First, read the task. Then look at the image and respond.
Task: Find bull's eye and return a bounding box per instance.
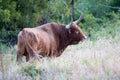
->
[75,31,79,34]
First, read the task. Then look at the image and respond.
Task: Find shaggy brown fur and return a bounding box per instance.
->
[17,22,86,62]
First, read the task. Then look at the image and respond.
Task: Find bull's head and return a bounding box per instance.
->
[66,12,87,44]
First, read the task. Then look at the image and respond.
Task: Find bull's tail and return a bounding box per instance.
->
[22,29,41,61]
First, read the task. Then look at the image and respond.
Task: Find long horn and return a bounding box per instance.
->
[65,23,72,29]
[74,12,83,24]
[66,14,74,29]
[66,16,73,29]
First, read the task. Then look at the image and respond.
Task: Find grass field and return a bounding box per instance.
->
[0,34,120,80]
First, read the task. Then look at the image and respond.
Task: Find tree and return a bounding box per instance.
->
[71,0,74,21]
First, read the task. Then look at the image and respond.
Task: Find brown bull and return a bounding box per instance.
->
[17,13,87,62]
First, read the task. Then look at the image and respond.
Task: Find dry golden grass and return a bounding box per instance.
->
[0,35,120,80]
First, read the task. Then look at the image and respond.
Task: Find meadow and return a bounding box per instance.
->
[0,0,120,80]
[0,29,120,80]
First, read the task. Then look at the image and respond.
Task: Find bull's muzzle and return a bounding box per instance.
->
[81,36,87,42]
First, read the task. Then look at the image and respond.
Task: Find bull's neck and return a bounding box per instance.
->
[57,26,71,52]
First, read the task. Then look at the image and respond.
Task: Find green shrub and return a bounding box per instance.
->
[79,11,120,41]
[21,62,42,79]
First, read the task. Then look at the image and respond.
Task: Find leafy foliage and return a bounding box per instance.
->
[0,0,120,44]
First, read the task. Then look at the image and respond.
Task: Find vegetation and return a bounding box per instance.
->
[0,0,120,80]
[0,0,120,44]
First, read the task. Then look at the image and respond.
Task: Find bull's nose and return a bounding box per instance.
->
[81,36,87,41]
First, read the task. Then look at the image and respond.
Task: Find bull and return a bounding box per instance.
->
[17,13,86,62]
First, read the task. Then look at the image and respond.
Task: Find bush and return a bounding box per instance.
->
[0,29,19,45]
[21,62,42,79]
[79,11,120,40]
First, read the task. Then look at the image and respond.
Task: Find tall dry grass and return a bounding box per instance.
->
[0,34,120,80]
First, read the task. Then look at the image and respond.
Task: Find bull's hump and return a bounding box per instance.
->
[44,22,64,27]
[36,22,56,27]
[51,22,65,27]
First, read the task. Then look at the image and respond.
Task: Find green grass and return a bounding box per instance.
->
[0,35,120,80]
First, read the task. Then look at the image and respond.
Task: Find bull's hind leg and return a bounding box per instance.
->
[17,50,24,62]
[17,47,25,62]
[25,44,40,62]
[25,47,38,62]
[25,50,30,62]
[16,31,25,62]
